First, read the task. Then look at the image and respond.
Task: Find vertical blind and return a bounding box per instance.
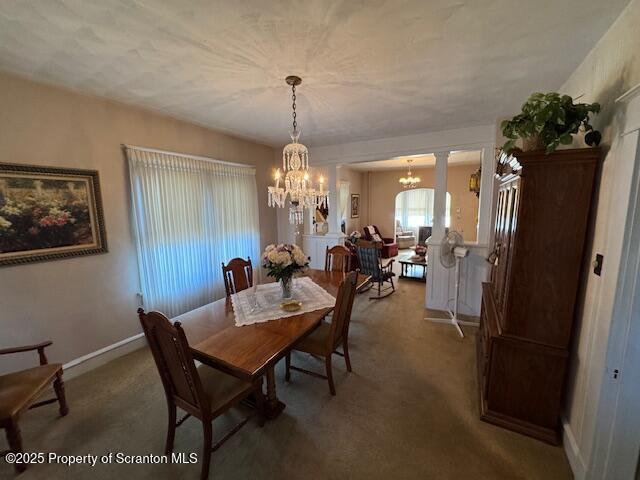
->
[126,146,260,318]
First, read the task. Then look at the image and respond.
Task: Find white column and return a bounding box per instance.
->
[325,164,342,234]
[432,151,450,240]
[426,150,450,310]
[476,145,496,246]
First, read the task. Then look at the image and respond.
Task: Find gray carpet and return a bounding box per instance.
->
[1,279,572,479]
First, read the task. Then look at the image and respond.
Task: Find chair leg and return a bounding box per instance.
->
[390,276,396,292]
[53,372,69,416]
[165,404,177,455]
[5,421,26,473]
[343,341,352,373]
[201,421,213,480]
[285,352,291,382]
[325,355,336,396]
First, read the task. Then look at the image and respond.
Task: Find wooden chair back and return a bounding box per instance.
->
[324,245,352,272]
[327,271,359,350]
[138,309,209,418]
[222,257,253,296]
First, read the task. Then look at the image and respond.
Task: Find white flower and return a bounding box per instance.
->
[276,251,292,266]
[267,250,279,263]
[293,249,307,266]
[0,205,20,216]
[0,216,12,229]
[262,243,307,269]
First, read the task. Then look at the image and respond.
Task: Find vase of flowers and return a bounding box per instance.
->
[262,244,309,299]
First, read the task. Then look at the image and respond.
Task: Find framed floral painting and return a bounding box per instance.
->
[0,163,108,267]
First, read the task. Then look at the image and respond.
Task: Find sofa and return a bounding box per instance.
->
[395,220,416,249]
[362,225,399,258]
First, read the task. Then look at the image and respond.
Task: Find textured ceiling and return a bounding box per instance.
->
[349,150,480,171]
[0,0,630,147]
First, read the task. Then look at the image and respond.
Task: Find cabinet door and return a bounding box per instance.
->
[491,187,508,290]
[493,179,520,313]
[499,181,520,311]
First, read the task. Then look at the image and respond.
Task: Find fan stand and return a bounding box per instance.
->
[425,254,475,338]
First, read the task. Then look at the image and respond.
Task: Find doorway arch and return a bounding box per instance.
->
[394,188,451,241]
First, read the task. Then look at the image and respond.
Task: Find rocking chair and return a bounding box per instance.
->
[355,241,396,299]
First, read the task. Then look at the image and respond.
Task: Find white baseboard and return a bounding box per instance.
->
[563,416,587,480]
[62,332,146,380]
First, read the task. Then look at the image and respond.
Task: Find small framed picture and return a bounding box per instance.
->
[350,193,360,218]
[0,162,108,267]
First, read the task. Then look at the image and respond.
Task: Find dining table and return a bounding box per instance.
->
[175,269,370,419]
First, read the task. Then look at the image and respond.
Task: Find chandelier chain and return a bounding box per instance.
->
[291,84,297,132]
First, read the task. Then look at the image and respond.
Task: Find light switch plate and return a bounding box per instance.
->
[594,254,603,276]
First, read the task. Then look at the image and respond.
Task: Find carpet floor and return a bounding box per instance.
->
[1,279,572,480]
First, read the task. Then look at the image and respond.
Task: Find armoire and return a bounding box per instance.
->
[478,147,600,444]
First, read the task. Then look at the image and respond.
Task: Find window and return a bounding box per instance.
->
[126,146,260,318]
[395,188,451,233]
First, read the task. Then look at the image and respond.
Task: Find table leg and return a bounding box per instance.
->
[265,365,286,420]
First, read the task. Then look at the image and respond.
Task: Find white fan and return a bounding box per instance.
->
[426,230,473,337]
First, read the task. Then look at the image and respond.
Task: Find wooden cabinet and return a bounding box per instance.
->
[478,148,599,444]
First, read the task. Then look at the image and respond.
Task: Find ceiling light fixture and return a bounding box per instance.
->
[398,159,421,189]
[267,76,328,225]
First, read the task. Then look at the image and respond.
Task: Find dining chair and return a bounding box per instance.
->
[356,240,396,299]
[221,257,253,296]
[324,245,352,272]
[0,341,69,473]
[138,309,264,480]
[285,270,359,395]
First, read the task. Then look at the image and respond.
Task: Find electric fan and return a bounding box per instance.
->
[425,230,475,337]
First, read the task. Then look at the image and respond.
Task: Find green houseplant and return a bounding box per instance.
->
[501,92,601,154]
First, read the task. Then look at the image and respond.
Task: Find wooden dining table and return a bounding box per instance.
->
[175,269,370,419]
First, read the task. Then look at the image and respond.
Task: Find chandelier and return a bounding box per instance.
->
[398,159,421,188]
[267,76,329,225]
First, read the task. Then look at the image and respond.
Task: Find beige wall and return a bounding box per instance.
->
[0,72,276,373]
[365,164,480,242]
[555,0,640,474]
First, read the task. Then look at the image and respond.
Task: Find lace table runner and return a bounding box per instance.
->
[231,276,336,327]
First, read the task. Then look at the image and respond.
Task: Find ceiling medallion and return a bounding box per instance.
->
[267,76,328,225]
[398,159,421,189]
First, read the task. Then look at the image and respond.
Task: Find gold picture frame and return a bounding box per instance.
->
[0,162,108,267]
[351,193,360,218]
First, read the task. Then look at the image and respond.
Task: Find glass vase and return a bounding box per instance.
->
[280,276,293,299]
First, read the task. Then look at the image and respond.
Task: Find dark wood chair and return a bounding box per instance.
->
[285,271,359,395]
[356,240,396,299]
[138,309,264,480]
[324,245,352,272]
[0,341,68,473]
[221,257,253,296]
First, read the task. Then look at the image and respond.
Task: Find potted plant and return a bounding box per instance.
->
[501,92,601,154]
[262,243,309,299]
